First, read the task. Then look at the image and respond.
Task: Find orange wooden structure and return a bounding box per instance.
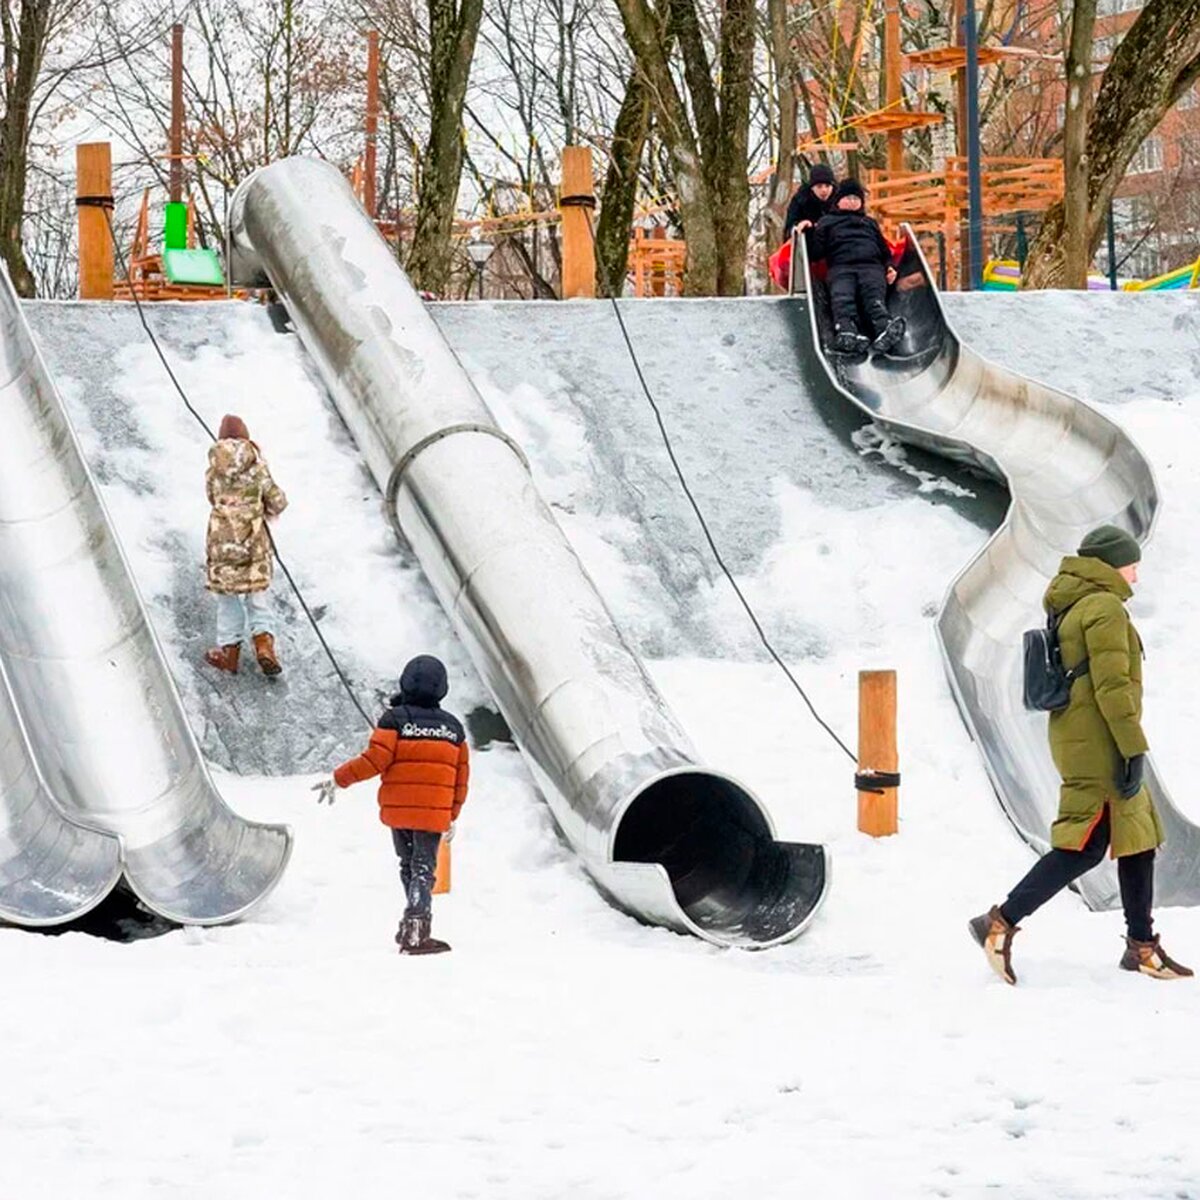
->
[113,188,232,302]
[628,227,686,297]
[857,670,899,838]
[866,157,1063,287]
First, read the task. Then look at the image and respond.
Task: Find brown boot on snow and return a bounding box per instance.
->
[397,915,451,956]
[1120,935,1193,980]
[969,905,1018,985]
[204,643,241,673]
[252,632,282,676]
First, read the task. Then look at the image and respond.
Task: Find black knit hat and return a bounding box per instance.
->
[834,178,866,204]
[1078,524,1141,569]
[397,654,449,705]
[809,163,836,186]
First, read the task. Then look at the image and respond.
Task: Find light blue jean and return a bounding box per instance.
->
[215,591,274,646]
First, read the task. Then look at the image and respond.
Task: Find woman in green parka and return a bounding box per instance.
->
[970,525,1192,984]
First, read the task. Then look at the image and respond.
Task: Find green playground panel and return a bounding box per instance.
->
[163,248,226,286]
[164,201,189,250]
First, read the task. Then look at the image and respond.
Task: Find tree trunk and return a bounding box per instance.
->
[594,66,651,297]
[0,0,51,298]
[406,0,484,294]
[712,0,754,294]
[614,0,719,294]
[1061,0,1096,289]
[1025,0,1200,288]
[764,0,798,254]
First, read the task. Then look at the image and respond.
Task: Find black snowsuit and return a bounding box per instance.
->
[783,184,832,242]
[811,210,894,338]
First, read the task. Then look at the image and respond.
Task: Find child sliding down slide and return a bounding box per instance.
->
[810,179,905,356]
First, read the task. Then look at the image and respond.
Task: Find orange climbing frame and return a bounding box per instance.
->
[866,157,1063,287]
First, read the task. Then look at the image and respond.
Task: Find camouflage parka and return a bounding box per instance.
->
[205,438,288,595]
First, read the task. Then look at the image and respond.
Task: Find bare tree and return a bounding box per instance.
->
[92,0,359,250]
[1025,0,1200,287]
[400,0,484,291]
[613,0,755,295]
[1,0,141,295]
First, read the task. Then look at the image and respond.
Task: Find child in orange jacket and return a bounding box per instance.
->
[313,655,469,954]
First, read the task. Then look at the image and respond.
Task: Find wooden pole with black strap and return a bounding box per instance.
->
[76,143,114,300]
[856,669,899,836]
[559,146,596,299]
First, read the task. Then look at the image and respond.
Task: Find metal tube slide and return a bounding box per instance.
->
[0,263,292,927]
[799,229,1200,908]
[230,157,828,946]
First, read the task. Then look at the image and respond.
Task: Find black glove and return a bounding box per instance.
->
[1117,755,1145,800]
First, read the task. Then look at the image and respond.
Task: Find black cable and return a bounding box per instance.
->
[101,206,374,729]
[583,208,858,764]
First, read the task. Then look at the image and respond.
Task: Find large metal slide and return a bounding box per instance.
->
[0,265,292,928]
[2,158,831,946]
[226,158,829,948]
[799,230,1200,908]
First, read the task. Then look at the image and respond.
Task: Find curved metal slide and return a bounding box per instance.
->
[799,229,1200,909]
[229,157,829,948]
[0,264,291,928]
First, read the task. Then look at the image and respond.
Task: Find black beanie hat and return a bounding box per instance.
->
[834,178,866,204]
[809,163,835,186]
[397,655,449,706]
[1078,524,1141,569]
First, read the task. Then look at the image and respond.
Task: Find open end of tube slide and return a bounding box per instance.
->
[613,770,827,946]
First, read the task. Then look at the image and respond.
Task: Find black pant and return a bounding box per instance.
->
[391,828,442,919]
[829,264,891,336]
[1000,806,1155,941]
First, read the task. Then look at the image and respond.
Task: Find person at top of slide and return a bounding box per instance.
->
[810,179,904,357]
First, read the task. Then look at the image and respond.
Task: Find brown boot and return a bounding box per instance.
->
[968,905,1018,985]
[399,915,451,956]
[204,643,240,673]
[253,632,281,676]
[1120,935,1193,980]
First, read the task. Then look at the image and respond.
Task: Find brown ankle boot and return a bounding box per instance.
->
[253,632,281,676]
[968,905,1018,985]
[1120,935,1193,980]
[400,915,451,956]
[204,643,240,673]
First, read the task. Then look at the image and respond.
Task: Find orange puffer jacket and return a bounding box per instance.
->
[334,711,470,833]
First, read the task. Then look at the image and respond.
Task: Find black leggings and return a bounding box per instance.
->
[1000,806,1155,941]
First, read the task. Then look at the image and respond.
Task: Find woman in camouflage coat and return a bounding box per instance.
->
[970,525,1191,985]
[203,414,288,676]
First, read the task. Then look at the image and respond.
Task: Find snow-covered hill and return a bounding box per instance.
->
[7,293,1200,1198]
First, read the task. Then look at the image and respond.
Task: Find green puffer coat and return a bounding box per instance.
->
[1044,555,1163,857]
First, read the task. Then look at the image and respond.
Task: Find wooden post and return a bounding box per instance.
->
[76,143,114,301]
[170,23,184,204]
[433,838,451,894]
[885,0,904,173]
[559,146,595,299]
[857,670,898,836]
[364,30,380,219]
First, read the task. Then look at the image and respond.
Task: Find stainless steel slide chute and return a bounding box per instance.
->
[230,157,829,947]
[0,263,292,928]
[799,229,1200,909]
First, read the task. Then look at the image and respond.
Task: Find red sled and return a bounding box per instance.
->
[768,241,792,290]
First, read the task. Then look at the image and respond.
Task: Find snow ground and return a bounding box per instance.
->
[7,294,1200,1198]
